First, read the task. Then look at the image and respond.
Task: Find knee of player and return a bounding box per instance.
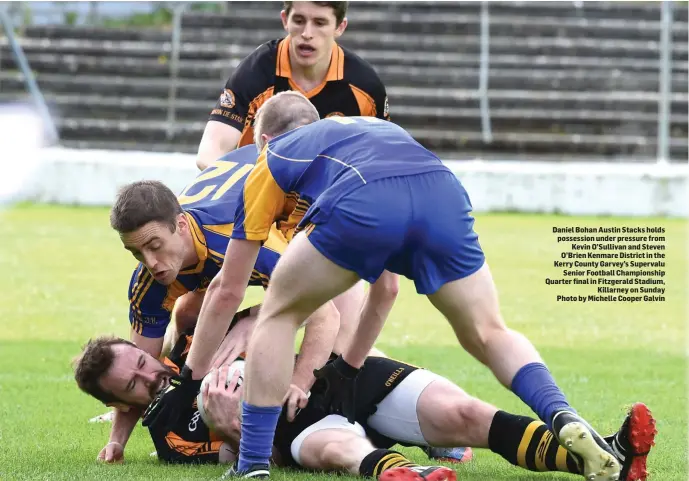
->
[430,394,482,434]
[461,315,508,351]
[319,436,370,472]
[172,306,198,332]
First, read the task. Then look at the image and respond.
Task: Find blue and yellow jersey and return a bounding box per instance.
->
[232,116,449,242]
[129,146,287,338]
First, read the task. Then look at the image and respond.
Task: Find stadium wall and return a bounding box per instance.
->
[19,148,689,218]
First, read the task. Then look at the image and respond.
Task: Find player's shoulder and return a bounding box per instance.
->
[229,38,281,91]
[340,43,386,92]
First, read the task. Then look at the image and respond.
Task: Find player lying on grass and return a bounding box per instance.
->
[73,328,656,481]
[84,301,470,467]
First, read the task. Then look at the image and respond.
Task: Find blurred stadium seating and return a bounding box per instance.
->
[0,1,687,161]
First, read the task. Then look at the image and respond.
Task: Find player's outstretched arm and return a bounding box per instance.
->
[185,238,261,379]
[100,408,139,463]
[343,271,399,369]
[284,301,341,421]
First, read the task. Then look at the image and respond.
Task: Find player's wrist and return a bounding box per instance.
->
[180,365,194,381]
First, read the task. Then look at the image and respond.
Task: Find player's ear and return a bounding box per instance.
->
[177,212,189,234]
[334,17,348,37]
[106,402,130,412]
[280,10,289,30]
[261,133,273,146]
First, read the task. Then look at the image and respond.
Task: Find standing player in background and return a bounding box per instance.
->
[196,1,389,170]
[196,2,391,340]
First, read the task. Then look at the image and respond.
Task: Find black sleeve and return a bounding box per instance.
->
[345,51,390,121]
[208,42,276,131]
[369,73,390,121]
[148,406,222,464]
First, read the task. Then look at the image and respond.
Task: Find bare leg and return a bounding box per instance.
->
[244,232,360,407]
[298,428,376,475]
[427,262,620,480]
[427,263,541,386]
[416,378,497,448]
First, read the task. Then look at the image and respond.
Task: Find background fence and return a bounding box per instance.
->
[1,1,687,163]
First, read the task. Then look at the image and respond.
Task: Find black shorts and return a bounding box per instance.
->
[273,356,420,467]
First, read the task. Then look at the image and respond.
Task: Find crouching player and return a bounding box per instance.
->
[73,331,656,481]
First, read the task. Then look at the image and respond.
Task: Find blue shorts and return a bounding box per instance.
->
[303,170,485,295]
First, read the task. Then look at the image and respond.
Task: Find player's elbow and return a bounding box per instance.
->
[196,121,241,170]
[205,277,245,312]
[196,156,211,171]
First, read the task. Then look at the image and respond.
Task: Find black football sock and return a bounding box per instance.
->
[359,448,417,478]
[488,410,582,474]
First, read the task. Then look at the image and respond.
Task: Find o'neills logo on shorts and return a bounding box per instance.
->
[385,367,405,387]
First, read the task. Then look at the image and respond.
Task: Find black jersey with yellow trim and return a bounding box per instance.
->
[208,37,390,148]
[147,322,248,465]
[148,330,419,467]
[148,332,223,464]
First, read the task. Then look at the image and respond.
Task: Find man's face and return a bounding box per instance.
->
[119,218,187,286]
[98,343,174,408]
[281,2,347,70]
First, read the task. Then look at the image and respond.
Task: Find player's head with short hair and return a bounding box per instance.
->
[73,335,174,409]
[283,1,347,25]
[110,181,193,286]
[281,2,348,72]
[254,91,320,150]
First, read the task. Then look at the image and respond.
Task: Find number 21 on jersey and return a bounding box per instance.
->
[178,161,253,206]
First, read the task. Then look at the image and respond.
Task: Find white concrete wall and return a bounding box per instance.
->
[15,147,689,218]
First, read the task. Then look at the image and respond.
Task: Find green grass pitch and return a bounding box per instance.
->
[0,204,685,480]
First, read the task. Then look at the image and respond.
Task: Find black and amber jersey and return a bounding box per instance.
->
[148,331,230,464]
[128,146,288,339]
[209,37,390,148]
[149,329,419,466]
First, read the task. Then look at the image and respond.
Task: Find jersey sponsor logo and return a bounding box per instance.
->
[385,367,405,387]
[219,88,236,108]
[325,111,345,118]
[188,410,202,431]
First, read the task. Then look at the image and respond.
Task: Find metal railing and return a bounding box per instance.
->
[0,6,59,144]
[166,2,189,140]
[159,0,683,164]
[1,1,682,162]
[657,0,675,164]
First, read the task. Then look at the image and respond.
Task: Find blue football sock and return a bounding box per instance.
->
[510,362,575,430]
[237,402,282,473]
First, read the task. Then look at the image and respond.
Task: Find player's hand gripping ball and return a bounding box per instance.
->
[197,359,244,430]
